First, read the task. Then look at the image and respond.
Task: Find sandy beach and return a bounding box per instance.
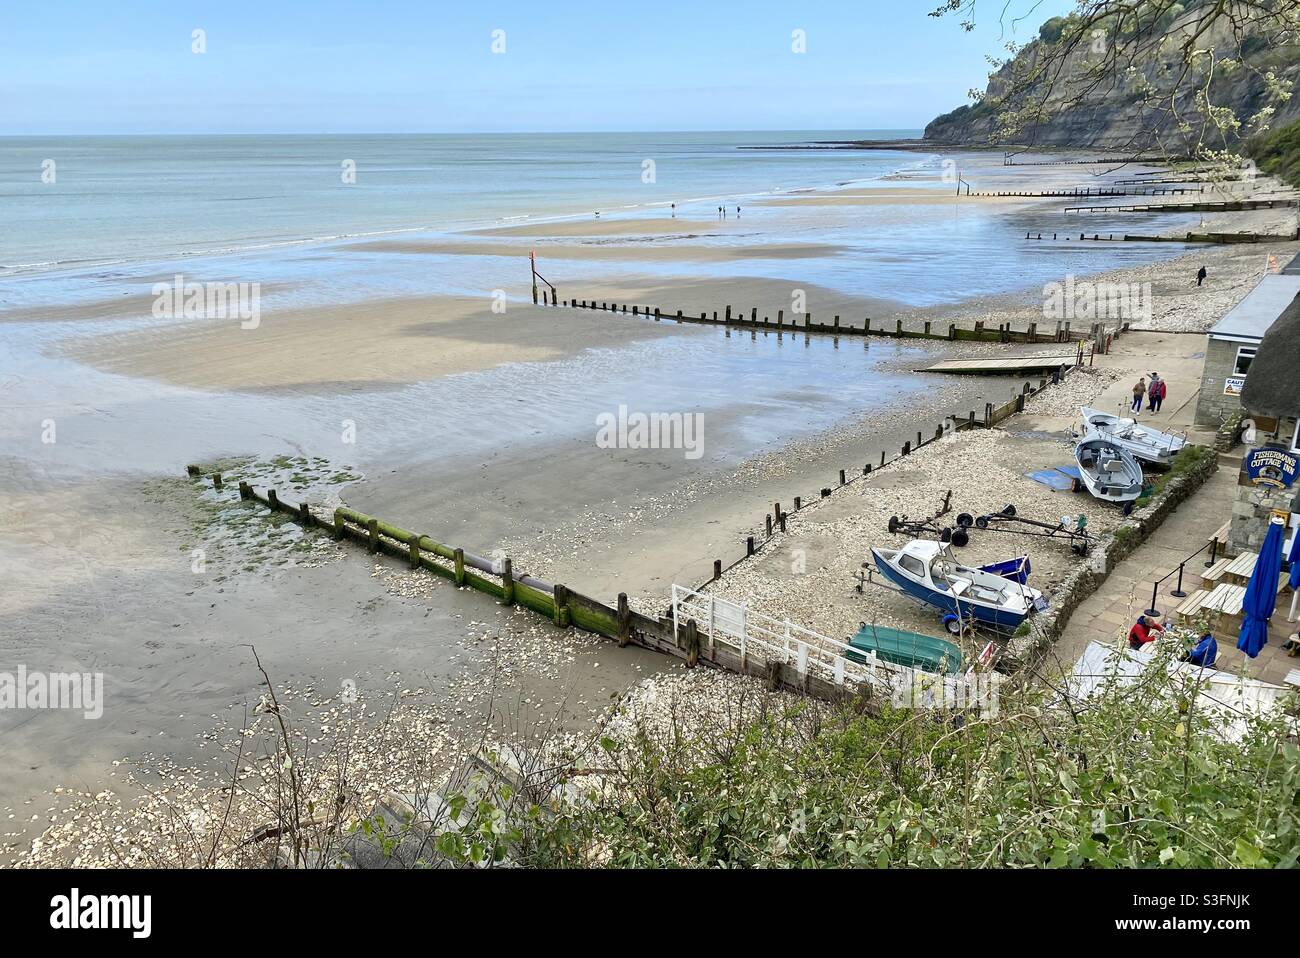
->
[5,146,1299,864]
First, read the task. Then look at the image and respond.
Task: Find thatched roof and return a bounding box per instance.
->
[1241,292,1300,419]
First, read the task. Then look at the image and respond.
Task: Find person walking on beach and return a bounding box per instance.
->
[1131,376,1147,413]
[1148,372,1166,412]
[1197,265,1207,286]
[671,202,676,218]
[736,206,741,218]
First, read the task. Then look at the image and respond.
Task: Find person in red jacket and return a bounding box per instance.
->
[1128,615,1164,650]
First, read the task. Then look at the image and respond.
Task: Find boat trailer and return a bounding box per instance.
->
[886,490,971,547]
[957,504,1094,556]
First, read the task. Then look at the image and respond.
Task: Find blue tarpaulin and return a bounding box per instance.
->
[1238,517,1286,658]
[1026,465,1082,491]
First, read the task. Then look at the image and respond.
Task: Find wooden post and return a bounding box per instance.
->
[746,536,755,556]
[501,558,515,606]
[794,496,801,510]
[553,584,570,627]
[902,441,911,456]
[685,619,700,668]
[186,464,201,477]
[839,469,846,485]
[367,518,379,554]
[454,548,466,586]
[238,481,252,500]
[408,532,421,568]
[778,512,787,533]
[267,489,280,511]
[713,559,722,581]
[766,514,773,537]
[725,305,732,322]
[333,507,346,540]
[617,592,631,647]
[211,473,223,490]
[299,502,311,525]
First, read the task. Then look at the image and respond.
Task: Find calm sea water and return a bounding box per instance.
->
[0,131,925,273]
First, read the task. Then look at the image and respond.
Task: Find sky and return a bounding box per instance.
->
[0,0,1078,134]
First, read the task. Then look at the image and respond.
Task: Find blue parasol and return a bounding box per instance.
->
[1288,522,1300,622]
[1237,517,1286,658]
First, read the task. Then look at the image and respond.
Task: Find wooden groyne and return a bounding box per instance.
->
[541,295,1096,346]
[967,186,1198,199]
[1064,198,1298,214]
[1026,228,1300,245]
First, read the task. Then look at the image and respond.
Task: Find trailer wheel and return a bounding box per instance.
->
[951,528,969,547]
[888,516,899,533]
[1001,504,1017,517]
[975,515,989,530]
[940,527,952,543]
[956,513,973,528]
[943,614,962,635]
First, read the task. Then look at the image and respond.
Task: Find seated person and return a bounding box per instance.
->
[1182,633,1218,667]
[1127,615,1164,650]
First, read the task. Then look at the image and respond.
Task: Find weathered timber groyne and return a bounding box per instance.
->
[1064,198,1299,214]
[539,294,1113,346]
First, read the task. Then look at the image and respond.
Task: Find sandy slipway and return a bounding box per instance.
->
[696,367,1129,657]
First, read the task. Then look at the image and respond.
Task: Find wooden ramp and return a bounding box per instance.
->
[918,354,1077,375]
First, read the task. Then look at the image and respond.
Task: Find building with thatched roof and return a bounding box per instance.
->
[1227,291,1300,557]
[1195,274,1300,425]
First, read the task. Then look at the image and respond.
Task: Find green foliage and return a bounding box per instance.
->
[509,657,1298,869]
[1252,118,1300,189]
[1038,16,1070,43]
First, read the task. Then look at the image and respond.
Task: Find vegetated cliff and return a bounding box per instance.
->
[924,5,1300,155]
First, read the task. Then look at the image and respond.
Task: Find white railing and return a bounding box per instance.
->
[670,584,917,692]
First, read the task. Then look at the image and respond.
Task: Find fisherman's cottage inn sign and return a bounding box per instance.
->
[1245,447,1299,489]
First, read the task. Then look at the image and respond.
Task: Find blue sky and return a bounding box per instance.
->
[1,0,1076,134]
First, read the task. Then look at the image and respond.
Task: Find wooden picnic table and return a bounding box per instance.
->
[1176,583,1247,622]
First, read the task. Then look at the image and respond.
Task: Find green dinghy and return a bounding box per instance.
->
[847,624,962,675]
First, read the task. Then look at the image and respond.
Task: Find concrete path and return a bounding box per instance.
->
[1055,461,1299,686]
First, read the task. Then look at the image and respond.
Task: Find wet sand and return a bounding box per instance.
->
[338,238,846,263]
[8,156,1297,864]
[58,277,907,392]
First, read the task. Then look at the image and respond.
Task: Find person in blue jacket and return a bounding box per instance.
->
[1183,633,1218,667]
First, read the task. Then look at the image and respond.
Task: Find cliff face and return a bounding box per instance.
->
[924,10,1300,152]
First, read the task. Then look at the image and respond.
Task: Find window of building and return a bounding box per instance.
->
[1234,345,1257,376]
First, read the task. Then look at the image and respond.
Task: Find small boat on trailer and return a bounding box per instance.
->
[1079,407,1185,466]
[847,624,962,675]
[869,540,1045,632]
[1074,436,1144,504]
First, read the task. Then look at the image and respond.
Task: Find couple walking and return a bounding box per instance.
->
[1131,372,1167,413]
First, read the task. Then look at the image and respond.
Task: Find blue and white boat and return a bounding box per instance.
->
[870,540,1044,631]
[1080,407,1186,466]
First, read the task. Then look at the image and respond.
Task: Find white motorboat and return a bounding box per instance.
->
[1079,406,1186,466]
[1074,436,1145,504]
